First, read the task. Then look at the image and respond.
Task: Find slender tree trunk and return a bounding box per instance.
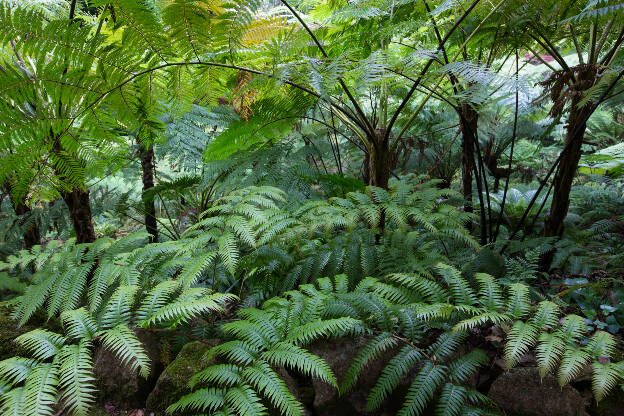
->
[139,143,158,243]
[362,151,371,185]
[50,136,96,244]
[62,188,96,244]
[459,104,479,216]
[366,129,393,244]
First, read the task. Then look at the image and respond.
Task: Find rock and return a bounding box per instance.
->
[0,304,62,361]
[145,339,220,414]
[589,386,624,416]
[488,367,589,416]
[93,330,165,410]
[304,336,414,416]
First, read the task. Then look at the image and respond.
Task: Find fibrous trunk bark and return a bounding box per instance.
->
[62,188,96,244]
[367,128,392,189]
[544,101,593,238]
[459,104,479,216]
[139,143,158,243]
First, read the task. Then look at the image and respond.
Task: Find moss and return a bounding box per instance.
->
[146,340,219,414]
[0,304,28,360]
[0,303,64,361]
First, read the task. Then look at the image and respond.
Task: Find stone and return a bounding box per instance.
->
[145,339,220,414]
[589,386,624,416]
[93,330,165,410]
[305,336,414,416]
[0,304,62,361]
[488,367,590,416]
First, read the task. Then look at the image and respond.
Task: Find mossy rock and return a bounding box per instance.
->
[0,303,61,361]
[146,339,220,414]
[93,330,165,410]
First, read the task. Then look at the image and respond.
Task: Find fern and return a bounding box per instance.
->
[0,277,235,416]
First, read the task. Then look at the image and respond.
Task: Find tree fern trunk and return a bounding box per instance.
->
[62,188,96,244]
[544,103,593,238]
[368,129,391,189]
[139,143,158,243]
[363,151,371,185]
[459,104,478,216]
[14,200,40,249]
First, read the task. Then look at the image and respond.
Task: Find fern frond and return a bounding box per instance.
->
[61,308,98,340]
[14,330,66,361]
[557,347,590,386]
[536,332,566,378]
[261,342,337,387]
[241,360,303,416]
[57,341,95,416]
[167,387,226,414]
[23,363,58,416]
[398,361,447,416]
[340,332,397,394]
[591,362,622,402]
[504,321,538,368]
[367,345,423,411]
[99,325,151,378]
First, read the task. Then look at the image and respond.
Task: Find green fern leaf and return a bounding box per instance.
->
[57,341,95,416]
[557,347,590,386]
[505,321,538,368]
[99,325,151,379]
[23,363,58,416]
[167,387,226,414]
[15,330,66,360]
[340,332,397,394]
[398,361,447,416]
[367,345,423,411]
[242,360,303,416]
[261,342,337,387]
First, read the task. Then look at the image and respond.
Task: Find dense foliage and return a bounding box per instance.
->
[0,0,623,415]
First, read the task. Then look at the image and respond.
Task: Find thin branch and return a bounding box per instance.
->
[494,49,519,242]
[424,0,460,96]
[280,0,375,136]
[72,61,361,135]
[384,0,483,142]
[68,0,78,20]
[589,21,597,65]
[600,24,624,66]
[390,0,505,150]
[525,43,559,73]
[594,18,614,61]
[530,28,574,77]
[570,25,584,65]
